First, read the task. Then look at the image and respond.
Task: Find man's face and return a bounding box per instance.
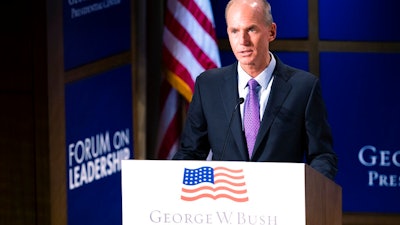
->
[226,1,276,72]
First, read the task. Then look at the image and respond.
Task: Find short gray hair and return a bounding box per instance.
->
[225,0,274,26]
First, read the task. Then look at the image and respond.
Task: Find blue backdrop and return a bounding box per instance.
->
[62,2,400,224]
[320,53,400,212]
[211,0,400,213]
[65,65,134,225]
[63,0,131,70]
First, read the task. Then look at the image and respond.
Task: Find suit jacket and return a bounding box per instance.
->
[172,55,338,180]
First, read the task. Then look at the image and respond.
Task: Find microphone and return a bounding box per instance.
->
[219,97,244,160]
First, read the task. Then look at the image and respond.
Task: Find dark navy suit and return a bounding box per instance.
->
[173,55,338,180]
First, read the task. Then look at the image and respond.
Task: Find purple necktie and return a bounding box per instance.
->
[244,79,260,157]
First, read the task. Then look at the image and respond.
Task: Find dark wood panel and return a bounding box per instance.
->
[305,165,342,225]
[64,52,131,83]
[319,41,400,53]
[0,94,36,225]
[343,213,400,225]
[1,0,33,92]
[46,0,67,224]
[0,1,38,224]
[1,37,33,92]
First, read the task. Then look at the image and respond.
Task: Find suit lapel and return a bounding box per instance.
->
[252,65,292,158]
[220,64,248,159]
[218,59,293,160]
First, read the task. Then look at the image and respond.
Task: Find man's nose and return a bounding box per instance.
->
[239,32,250,45]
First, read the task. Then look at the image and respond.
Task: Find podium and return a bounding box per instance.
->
[121,160,341,225]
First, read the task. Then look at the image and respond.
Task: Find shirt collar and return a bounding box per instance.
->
[238,52,276,90]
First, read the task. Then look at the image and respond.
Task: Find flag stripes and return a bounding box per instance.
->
[162,30,197,101]
[164,9,217,73]
[156,81,181,159]
[156,0,220,159]
[179,0,216,34]
[180,166,249,202]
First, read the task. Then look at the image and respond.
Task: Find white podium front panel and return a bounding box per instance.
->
[121,160,306,225]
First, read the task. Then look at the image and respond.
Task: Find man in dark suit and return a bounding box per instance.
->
[172,0,338,180]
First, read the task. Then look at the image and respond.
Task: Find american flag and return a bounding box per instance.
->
[156,0,221,159]
[180,166,249,202]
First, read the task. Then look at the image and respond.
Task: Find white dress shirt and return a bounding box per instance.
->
[237,53,276,126]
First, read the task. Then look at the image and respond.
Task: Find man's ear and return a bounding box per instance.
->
[269,23,277,41]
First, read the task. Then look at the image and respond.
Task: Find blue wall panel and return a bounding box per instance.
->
[320,52,400,213]
[219,50,236,67]
[275,52,308,71]
[63,0,131,70]
[219,50,308,72]
[65,65,134,225]
[211,0,308,39]
[319,0,400,41]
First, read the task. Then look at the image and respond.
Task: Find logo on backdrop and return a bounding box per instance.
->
[180,166,248,202]
[67,0,122,19]
[68,128,131,190]
[358,145,400,187]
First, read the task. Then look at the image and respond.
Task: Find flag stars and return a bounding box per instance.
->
[183,167,214,185]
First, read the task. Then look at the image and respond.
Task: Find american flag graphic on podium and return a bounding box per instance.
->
[180,166,249,202]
